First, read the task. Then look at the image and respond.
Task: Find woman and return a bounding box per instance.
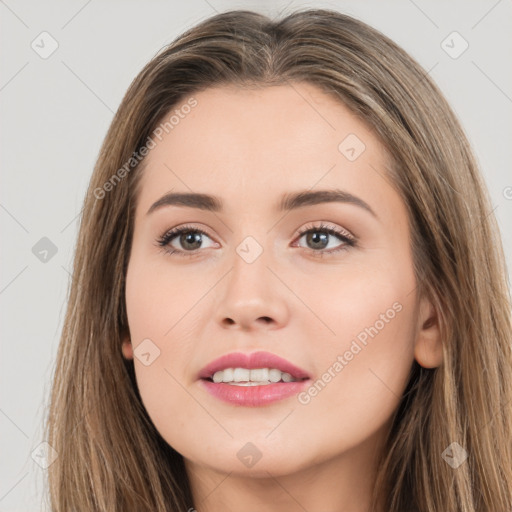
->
[44,9,512,511]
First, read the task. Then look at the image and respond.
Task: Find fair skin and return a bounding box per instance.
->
[121,83,443,512]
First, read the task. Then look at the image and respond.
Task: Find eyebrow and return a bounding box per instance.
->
[146,189,377,218]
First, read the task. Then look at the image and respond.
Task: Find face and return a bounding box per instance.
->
[122,83,441,479]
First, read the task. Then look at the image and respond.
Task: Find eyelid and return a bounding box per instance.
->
[292,221,355,242]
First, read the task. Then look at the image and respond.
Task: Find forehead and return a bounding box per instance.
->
[134,83,398,221]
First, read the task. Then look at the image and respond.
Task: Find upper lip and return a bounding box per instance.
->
[198,351,311,380]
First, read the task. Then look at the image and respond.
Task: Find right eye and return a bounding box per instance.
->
[156,224,218,257]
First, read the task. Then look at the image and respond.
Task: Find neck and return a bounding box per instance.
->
[184,421,389,512]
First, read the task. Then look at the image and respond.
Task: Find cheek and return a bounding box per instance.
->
[124,255,200,427]
[292,264,417,448]
[125,248,206,344]
[293,252,415,352]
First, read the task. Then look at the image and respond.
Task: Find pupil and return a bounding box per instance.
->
[308,232,328,249]
[181,232,202,250]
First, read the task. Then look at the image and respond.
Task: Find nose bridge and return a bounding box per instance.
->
[228,215,273,283]
[229,233,272,301]
[214,231,289,329]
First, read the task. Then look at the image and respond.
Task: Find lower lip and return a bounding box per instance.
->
[199,379,310,407]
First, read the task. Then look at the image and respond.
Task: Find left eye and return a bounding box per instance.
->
[292,222,356,255]
[296,229,348,251]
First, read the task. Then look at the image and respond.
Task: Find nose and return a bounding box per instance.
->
[215,245,290,331]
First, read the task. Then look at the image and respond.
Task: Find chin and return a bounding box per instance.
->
[181,437,318,478]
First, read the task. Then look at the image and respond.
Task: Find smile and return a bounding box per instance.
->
[198,351,311,406]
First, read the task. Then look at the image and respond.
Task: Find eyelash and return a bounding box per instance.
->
[155,222,357,259]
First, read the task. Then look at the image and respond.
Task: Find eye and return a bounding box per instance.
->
[292,222,356,258]
[155,221,357,259]
[155,224,218,257]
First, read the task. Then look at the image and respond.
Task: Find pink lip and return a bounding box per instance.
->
[199,380,310,407]
[197,351,311,407]
[198,351,311,380]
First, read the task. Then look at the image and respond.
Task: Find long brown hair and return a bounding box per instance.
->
[44,9,512,511]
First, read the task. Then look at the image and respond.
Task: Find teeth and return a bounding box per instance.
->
[250,368,269,381]
[233,368,250,382]
[211,368,298,385]
[281,372,294,382]
[269,368,281,382]
[221,368,233,382]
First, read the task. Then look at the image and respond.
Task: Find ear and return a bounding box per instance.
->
[414,295,443,368]
[121,331,134,360]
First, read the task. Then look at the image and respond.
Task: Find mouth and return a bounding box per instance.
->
[204,367,307,385]
[198,351,311,406]
[198,350,311,382]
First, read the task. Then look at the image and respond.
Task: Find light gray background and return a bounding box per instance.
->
[1,1,511,510]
